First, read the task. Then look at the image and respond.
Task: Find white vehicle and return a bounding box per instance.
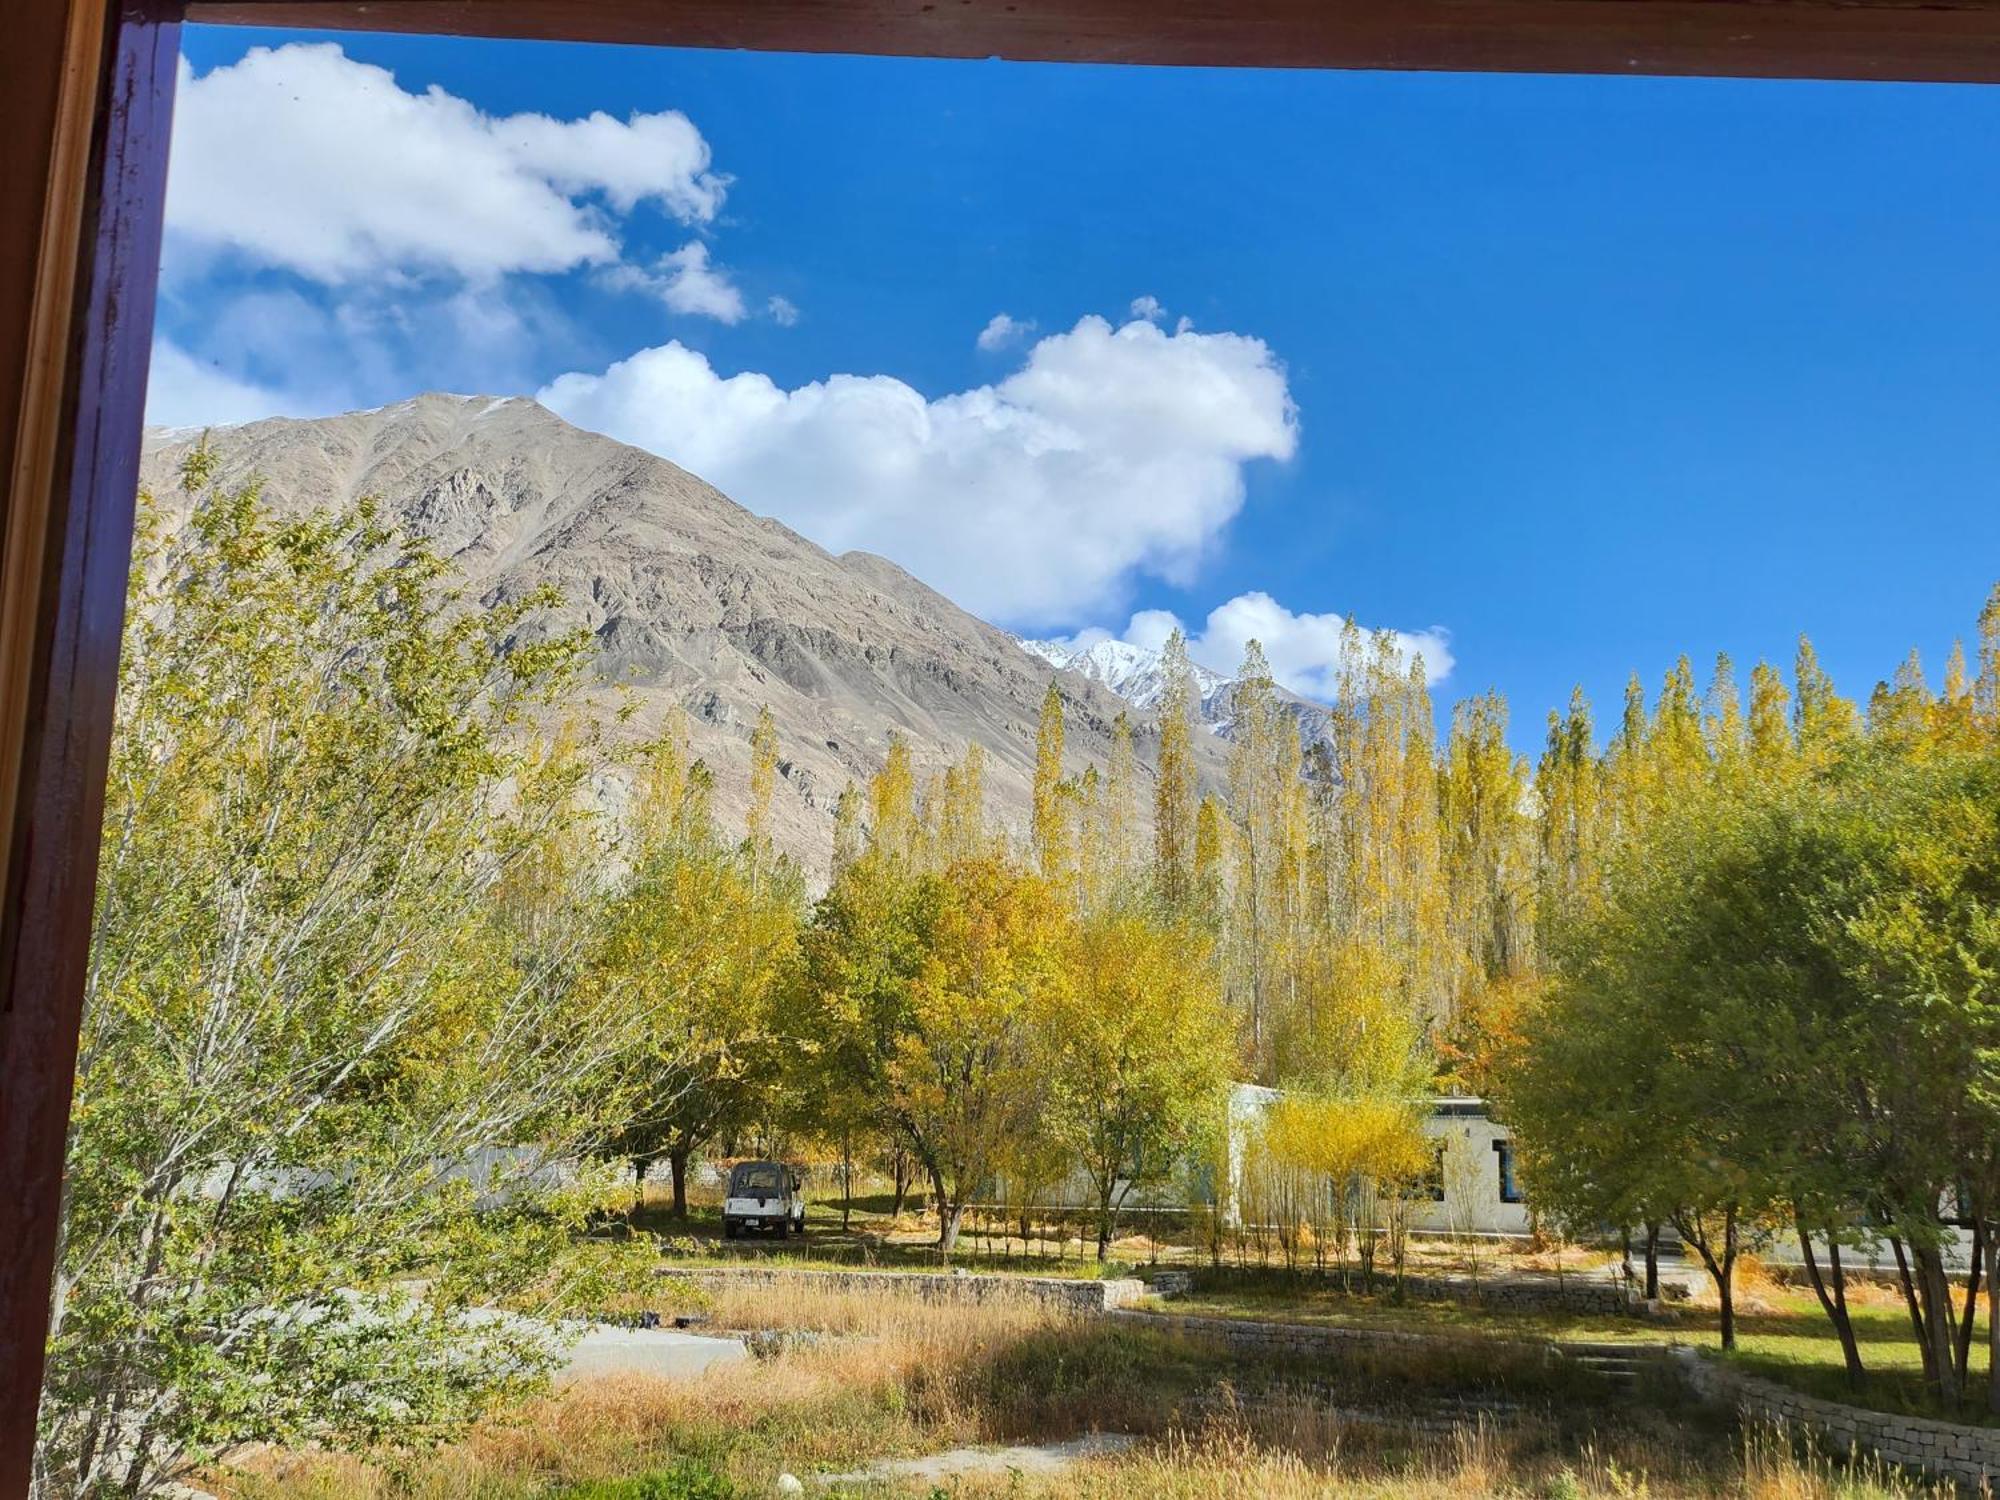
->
[722,1160,806,1240]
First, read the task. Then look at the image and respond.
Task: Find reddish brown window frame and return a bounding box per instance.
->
[7,0,2000,1490]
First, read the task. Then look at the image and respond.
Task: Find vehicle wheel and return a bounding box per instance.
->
[723,1222,737,1241]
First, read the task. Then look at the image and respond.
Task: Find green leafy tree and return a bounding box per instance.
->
[46,455,655,1496]
[591,728,804,1218]
[1039,911,1233,1259]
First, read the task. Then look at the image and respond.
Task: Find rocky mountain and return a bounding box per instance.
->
[140,394,1225,879]
[1019,635,1336,751]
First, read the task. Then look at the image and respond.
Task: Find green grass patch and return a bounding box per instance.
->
[1174,1265,2000,1429]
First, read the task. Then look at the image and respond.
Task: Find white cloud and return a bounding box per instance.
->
[1104,593,1454,699]
[166,43,726,284]
[975,312,1033,352]
[540,312,1297,625]
[1130,295,1166,323]
[767,295,800,327]
[603,242,746,322]
[146,340,295,428]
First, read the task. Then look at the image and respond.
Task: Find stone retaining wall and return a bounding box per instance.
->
[1392,1271,1644,1317]
[1190,1269,1645,1318]
[1671,1347,2000,1491]
[1109,1308,1553,1361]
[657,1266,1148,1313]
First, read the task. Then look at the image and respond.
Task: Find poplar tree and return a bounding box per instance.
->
[934,741,988,866]
[746,704,780,889]
[1226,641,1287,1069]
[1031,682,1073,888]
[871,735,918,866]
[831,781,863,875]
[1746,661,1794,772]
[1978,584,2000,732]
[1105,710,1142,886]
[1154,629,1201,911]
[1534,687,1604,922]
[1795,635,1860,759]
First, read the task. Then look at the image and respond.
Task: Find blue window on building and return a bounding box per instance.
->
[1492,1138,1522,1204]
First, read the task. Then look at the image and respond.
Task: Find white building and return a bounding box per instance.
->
[1225,1084,1530,1237]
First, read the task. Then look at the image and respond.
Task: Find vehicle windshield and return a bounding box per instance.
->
[731,1164,783,1193]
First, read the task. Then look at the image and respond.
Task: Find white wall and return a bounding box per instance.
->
[1411,1109,1531,1236]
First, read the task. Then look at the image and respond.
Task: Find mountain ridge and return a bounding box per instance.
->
[139,393,1227,878]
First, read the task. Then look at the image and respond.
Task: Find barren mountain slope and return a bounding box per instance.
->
[141,394,1218,877]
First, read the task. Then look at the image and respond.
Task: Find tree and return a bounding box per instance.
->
[893,857,1069,1250]
[46,456,657,1496]
[1154,629,1201,911]
[591,728,804,1219]
[799,851,1068,1252]
[1039,911,1233,1259]
[1031,683,1073,888]
[1501,735,2000,1382]
[831,781,863,875]
[745,703,781,886]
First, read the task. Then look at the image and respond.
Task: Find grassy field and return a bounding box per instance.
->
[622,1181,1997,1431]
[1170,1261,1996,1427]
[212,1280,1956,1500]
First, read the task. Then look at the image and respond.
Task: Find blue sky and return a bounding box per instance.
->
[160,27,2000,751]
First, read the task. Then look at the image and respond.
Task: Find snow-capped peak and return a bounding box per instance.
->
[1017,636,1227,713]
[1016,638,1074,670]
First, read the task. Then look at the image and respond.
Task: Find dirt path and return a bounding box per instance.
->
[815,1433,1137,1488]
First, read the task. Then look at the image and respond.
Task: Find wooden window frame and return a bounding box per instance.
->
[6,0,2000,1489]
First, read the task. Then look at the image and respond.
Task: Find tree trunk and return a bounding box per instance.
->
[931,1165,953,1251]
[1914,1241,1964,1407]
[1983,1227,2000,1415]
[1796,1214,1865,1389]
[1676,1207,1739,1350]
[1890,1234,1938,1385]
[669,1144,689,1220]
[1096,1178,1116,1262]
[1957,1221,1985,1388]
[1829,1236,1863,1387]
[1719,1209,1738,1351]
[841,1130,853,1234]
[632,1156,648,1220]
[1644,1221,1660,1301]
[939,1199,966,1253]
[891,1151,913,1218]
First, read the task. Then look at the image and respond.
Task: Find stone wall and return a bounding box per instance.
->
[1191,1268,1646,1318]
[657,1266,1148,1314]
[1110,1308,1552,1360]
[1392,1271,1645,1317]
[1671,1347,2000,1490]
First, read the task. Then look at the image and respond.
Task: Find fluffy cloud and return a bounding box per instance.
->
[146,340,294,429]
[1108,593,1453,699]
[1129,294,1166,323]
[602,242,746,322]
[540,312,1297,624]
[166,43,726,283]
[767,295,801,327]
[975,312,1033,351]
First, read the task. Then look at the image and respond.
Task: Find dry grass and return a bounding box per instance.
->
[214,1282,1957,1500]
[217,1290,1130,1498]
[846,1419,1955,1499]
